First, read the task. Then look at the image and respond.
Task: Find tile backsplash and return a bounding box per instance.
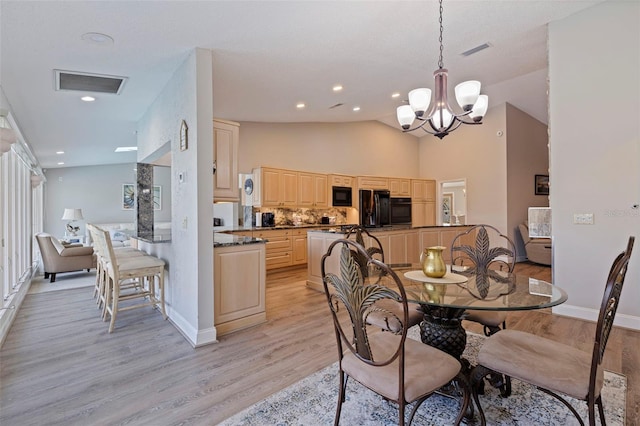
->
[254,207,350,226]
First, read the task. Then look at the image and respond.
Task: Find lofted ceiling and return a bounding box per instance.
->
[0,0,604,169]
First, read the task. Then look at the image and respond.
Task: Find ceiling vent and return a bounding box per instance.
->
[54,70,127,94]
[460,43,492,57]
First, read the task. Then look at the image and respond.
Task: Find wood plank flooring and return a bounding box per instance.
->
[0,263,638,425]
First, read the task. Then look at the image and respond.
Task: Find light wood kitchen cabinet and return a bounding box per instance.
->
[213,119,239,202]
[254,228,293,269]
[214,243,266,336]
[298,172,328,208]
[389,178,411,197]
[357,176,389,190]
[418,226,473,263]
[329,174,354,188]
[254,167,298,207]
[411,179,436,202]
[291,228,308,265]
[412,201,436,227]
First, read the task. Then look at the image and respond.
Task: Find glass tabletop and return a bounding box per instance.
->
[390,264,568,312]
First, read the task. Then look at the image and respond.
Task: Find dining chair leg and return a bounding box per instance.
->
[108,279,120,333]
[158,269,166,319]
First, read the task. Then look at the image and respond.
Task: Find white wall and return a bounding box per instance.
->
[418,104,509,231]
[43,163,172,236]
[137,48,216,346]
[237,120,419,177]
[549,1,640,327]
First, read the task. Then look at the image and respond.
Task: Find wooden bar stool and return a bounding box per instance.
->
[93,227,167,333]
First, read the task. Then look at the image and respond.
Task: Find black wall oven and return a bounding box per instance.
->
[332,186,353,207]
[390,197,412,225]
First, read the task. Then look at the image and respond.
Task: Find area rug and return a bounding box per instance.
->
[219,328,626,425]
[28,271,95,294]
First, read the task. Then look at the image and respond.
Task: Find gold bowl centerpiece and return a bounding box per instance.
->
[420,246,447,278]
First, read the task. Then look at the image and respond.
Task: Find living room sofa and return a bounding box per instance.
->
[518,222,552,266]
[85,222,171,247]
[35,233,96,282]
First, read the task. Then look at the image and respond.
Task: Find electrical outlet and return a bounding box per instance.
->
[573,213,594,225]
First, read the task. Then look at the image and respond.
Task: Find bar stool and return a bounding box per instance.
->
[93,226,167,333]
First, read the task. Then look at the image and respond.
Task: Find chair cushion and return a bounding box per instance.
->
[367,300,423,333]
[341,332,460,402]
[109,229,130,241]
[478,329,603,400]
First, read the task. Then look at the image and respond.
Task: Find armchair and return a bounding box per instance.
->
[518,222,552,266]
[35,233,96,282]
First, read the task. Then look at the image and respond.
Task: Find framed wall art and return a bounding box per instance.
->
[153,185,161,210]
[122,184,135,210]
[535,174,549,195]
[180,120,188,151]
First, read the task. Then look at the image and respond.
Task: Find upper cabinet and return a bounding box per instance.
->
[254,167,298,207]
[357,176,389,190]
[213,119,239,202]
[389,178,411,197]
[411,179,436,202]
[298,172,328,208]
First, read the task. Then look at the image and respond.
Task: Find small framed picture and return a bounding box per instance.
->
[180,120,188,151]
[535,174,549,195]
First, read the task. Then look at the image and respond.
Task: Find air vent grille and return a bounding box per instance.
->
[461,43,492,57]
[54,70,127,94]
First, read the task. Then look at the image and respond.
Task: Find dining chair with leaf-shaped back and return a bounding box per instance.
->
[470,236,634,426]
[344,225,423,333]
[321,238,469,425]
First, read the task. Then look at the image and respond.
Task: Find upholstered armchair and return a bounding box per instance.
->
[35,233,96,282]
[518,222,552,266]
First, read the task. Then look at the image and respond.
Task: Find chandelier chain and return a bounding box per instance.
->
[438,0,444,69]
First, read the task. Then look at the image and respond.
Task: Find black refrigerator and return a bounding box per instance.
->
[359,189,391,227]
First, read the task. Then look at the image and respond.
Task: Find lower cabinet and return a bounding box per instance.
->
[214,243,266,336]
[291,229,308,266]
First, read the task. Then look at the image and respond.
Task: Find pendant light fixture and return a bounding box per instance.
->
[396,0,488,139]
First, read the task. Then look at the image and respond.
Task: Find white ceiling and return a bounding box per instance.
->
[0,0,604,169]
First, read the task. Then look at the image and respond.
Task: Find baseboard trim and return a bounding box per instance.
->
[166,307,218,348]
[553,304,640,330]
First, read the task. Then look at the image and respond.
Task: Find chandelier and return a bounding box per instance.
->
[396,0,488,139]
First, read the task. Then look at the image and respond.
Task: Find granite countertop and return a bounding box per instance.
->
[131,232,172,244]
[214,232,267,248]
[308,224,473,234]
[214,224,344,232]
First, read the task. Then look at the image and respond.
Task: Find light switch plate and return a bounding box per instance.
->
[573,213,594,224]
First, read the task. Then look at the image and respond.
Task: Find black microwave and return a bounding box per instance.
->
[332,186,352,207]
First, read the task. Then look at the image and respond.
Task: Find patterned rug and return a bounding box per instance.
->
[219,327,626,425]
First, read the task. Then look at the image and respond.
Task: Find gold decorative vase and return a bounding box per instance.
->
[420,246,447,278]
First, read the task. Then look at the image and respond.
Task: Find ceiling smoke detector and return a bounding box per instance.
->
[54,70,127,94]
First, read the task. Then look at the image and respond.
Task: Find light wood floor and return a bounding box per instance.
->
[0,263,638,425]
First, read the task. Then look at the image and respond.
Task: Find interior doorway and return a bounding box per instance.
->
[439,179,467,225]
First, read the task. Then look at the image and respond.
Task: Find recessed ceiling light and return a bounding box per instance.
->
[114,146,138,152]
[333,85,343,92]
[296,103,306,109]
[81,32,114,45]
[81,96,95,102]
[57,162,65,165]
[56,151,64,155]
[391,92,401,98]
[353,106,361,112]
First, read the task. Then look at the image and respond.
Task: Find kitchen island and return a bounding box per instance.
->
[214,232,267,336]
[306,225,473,292]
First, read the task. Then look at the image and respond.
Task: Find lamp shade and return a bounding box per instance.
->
[454,80,481,111]
[469,95,489,121]
[61,208,84,221]
[408,88,431,116]
[396,105,416,130]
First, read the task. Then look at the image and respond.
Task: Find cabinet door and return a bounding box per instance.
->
[292,234,308,265]
[388,233,407,264]
[314,174,328,207]
[390,178,411,197]
[261,168,281,207]
[281,170,298,206]
[213,120,239,202]
[412,201,436,227]
[425,180,436,201]
[298,172,315,207]
[411,179,428,201]
[406,232,420,264]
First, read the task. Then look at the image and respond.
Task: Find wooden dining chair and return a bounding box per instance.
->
[344,225,423,333]
[450,224,516,337]
[470,236,634,426]
[321,238,469,425]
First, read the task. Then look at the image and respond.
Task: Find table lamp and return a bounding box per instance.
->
[62,208,84,236]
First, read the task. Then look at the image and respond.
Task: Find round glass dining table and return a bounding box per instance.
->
[390,264,568,360]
